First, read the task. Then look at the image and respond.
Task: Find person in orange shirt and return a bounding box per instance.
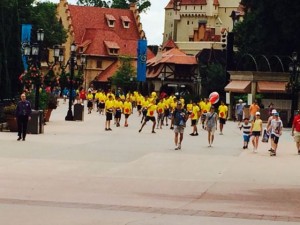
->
[123,98,132,127]
[249,100,260,121]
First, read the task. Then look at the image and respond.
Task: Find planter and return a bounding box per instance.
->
[44,109,53,122]
[6,115,18,132]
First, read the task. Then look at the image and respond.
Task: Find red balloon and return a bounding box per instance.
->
[209,92,219,104]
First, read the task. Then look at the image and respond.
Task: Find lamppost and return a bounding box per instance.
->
[23,29,44,110]
[287,52,300,126]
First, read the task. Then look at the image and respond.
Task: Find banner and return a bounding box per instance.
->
[21,24,32,71]
[137,39,147,82]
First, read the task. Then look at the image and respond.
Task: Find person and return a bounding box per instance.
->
[139,99,157,133]
[190,101,200,136]
[205,106,218,147]
[200,98,211,129]
[265,109,279,150]
[114,96,123,127]
[171,101,188,150]
[156,98,165,129]
[267,112,283,156]
[123,97,132,127]
[250,111,262,152]
[218,101,228,135]
[249,100,260,121]
[86,91,93,114]
[239,118,251,149]
[104,95,114,131]
[15,93,32,141]
[236,99,245,126]
[291,110,300,155]
[62,87,68,104]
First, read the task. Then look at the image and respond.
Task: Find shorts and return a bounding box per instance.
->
[137,105,142,111]
[124,114,130,119]
[252,131,261,137]
[145,116,155,122]
[157,113,164,121]
[174,125,184,134]
[294,131,300,142]
[106,112,113,121]
[98,102,105,109]
[207,126,216,134]
[237,114,243,122]
[191,119,197,126]
[243,135,250,142]
[115,110,122,118]
[271,134,279,144]
[219,118,226,124]
[87,101,93,108]
[142,109,147,116]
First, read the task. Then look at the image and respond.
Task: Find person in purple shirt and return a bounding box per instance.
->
[15,93,32,141]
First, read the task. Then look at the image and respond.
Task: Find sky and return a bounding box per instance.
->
[44,0,170,45]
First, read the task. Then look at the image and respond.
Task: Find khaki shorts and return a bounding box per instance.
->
[174,125,185,134]
[294,131,300,142]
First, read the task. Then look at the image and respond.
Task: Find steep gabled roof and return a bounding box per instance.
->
[67,5,140,56]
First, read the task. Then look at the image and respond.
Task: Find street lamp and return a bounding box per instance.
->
[65,42,77,121]
[287,51,300,126]
[23,29,44,110]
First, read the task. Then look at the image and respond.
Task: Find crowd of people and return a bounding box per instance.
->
[15,87,300,156]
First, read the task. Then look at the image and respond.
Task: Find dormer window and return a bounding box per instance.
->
[105,14,116,28]
[104,41,120,56]
[121,16,131,29]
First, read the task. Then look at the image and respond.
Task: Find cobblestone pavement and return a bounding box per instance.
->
[0,100,299,225]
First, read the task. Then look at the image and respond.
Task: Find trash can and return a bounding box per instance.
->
[74,103,84,121]
[28,110,44,134]
[28,110,40,134]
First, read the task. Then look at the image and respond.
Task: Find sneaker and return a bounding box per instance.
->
[194,133,199,136]
[270,152,276,156]
[17,136,21,141]
[254,149,258,153]
[190,133,195,136]
[219,132,223,135]
[108,128,112,131]
[175,146,179,150]
[105,128,108,131]
[243,146,246,149]
[178,144,181,149]
[152,131,156,133]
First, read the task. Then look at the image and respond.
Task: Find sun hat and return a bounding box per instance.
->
[271,109,277,114]
[255,111,260,115]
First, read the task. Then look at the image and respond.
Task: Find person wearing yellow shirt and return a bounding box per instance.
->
[190,101,201,136]
[141,96,149,124]
[86,91,94,114]
[123,98,132,127]
[105,95,115,131]
[136,94,144,116]
[218,101,228,135]
[114,96,123,127]
[156,98,165,129]
[98,91,107,115]
[200,98,211,129]
[139,99,157,133]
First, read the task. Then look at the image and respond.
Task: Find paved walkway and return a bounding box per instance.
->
[0,100,299,225]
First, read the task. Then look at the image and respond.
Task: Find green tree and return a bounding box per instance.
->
[77,0,151,13]
[234,0,300,55]
[111,56,136,93]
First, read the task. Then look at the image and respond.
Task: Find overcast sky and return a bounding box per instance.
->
[45,0,170,45]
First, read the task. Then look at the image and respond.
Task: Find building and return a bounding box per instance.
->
[163,0,242,55]
[56,0,146,90]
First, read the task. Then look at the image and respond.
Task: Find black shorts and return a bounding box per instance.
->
[87,101,93,108]
[191,119,197,126]
[271,134,280,144]
[98,102,105,109]
[137,105,142,111]
[115,110,122,118]
[252,131,261,137]
[106,112,113,121]
[145,116,155,122]
[219,118,226,124]
[165,109,170,117]
[125,114,130,119]
[142,109,147,116]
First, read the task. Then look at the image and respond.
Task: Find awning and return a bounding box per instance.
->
[257,81,287,93]
[225,80,251,93]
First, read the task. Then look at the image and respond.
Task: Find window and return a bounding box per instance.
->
[124,21,130,28]
[121,16,131,28]
[106,14,116,28]
[96,60,103,68]
[109,48,119,55]
[187,21,190,25]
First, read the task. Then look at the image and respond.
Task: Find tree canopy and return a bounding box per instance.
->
[76,0,151,13]
[234,0,300,55]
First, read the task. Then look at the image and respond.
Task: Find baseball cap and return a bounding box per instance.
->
[271,109,277,114]
[274,112,279,116]
[255,112,260,115]
[238,99,243,103]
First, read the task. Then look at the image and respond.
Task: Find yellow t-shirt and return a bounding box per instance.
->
[114,100,123,111]
[123,101,132,114]
[87,93,93,100]
[191,105,200,120]
[201,102,211,113]
[147,104,157,117]
[98,93,106,103]
[186,103,193,112]
[218,105,228,119]
[157,102,165,114]
[105,100,114,112]
[252,119,262,131]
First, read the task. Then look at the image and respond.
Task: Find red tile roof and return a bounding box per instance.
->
[68,5,141,57]
[104,41,120,49]
[162,38,178,50]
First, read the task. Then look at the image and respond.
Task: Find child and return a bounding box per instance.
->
[239,118,251,149]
